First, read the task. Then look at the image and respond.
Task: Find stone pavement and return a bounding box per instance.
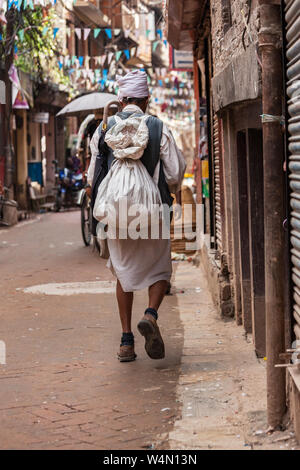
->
[167,263,300,450]
[0,212,182,450]
[0,211,299,450]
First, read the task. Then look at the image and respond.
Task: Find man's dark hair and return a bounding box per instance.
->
[122,97,148,105]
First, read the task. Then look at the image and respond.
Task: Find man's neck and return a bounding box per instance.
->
[122,104,144,114]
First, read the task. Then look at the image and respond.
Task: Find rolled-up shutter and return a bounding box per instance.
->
[213,114,223,253]
[285,0,300,339]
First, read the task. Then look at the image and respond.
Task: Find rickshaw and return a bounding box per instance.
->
[56,93,119,251]
[76,100,119,250]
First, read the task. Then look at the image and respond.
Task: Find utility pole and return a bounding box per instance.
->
[4,5,15,199]
[258,0,286,430]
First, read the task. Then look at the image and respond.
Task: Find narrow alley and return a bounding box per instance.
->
[1,0,300,456]
[0,212,298,450]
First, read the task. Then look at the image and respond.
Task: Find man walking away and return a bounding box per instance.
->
[88,70,186,362]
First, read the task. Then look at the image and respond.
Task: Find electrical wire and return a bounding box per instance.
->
[242,0,252,51]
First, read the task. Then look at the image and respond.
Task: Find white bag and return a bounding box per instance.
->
[93,114,162,229]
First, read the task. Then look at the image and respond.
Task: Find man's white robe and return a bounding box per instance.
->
[88,104,186,292]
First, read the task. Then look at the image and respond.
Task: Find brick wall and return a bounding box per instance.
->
[210,0,260,77]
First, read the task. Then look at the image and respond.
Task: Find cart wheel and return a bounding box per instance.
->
[81,193,92,246]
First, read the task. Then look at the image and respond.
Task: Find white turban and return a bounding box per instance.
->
[117,70,149,101]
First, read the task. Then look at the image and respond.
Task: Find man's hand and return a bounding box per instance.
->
[174,203,182,220]
[174,191,183,220]
[85,186,92,199]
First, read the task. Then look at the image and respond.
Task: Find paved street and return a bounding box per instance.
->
[0,211,299,450]
[0,211,183,450]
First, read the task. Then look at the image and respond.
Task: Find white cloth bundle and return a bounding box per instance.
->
[93,114,162,230]
[104,114,149,160]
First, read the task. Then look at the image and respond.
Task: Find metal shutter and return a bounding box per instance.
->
[285,0,300,339]
[213,114,222,253]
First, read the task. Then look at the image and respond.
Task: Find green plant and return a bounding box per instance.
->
[1,5,73,94]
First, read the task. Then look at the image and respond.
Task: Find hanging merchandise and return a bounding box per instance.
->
[202,160,209,198]
[153,41,159,52]
[8,64,29,109]
[148,70,195,126]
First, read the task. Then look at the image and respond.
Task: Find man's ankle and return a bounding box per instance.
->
[121,332,134,346]
[145,308,158,321]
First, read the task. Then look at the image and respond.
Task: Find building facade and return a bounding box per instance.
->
[166,0,300,440]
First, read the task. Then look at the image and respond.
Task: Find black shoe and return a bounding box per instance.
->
[137,314,165,360]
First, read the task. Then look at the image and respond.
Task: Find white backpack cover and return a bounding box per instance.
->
[93,113,162,229]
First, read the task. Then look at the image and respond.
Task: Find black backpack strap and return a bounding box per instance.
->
[90,120,115,236]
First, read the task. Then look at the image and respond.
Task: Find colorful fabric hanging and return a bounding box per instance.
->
[83,28,91,41]
[105,29,112,39]
[75,28,81,40]
[18,29,25,42]
[94,28,101,39]
[115,51,122,61]
[107,52,114,64]
[153,41,159,52]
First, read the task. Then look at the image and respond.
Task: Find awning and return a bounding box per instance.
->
[166,0,206,50]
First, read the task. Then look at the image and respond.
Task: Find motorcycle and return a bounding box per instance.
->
[52,160,84,211]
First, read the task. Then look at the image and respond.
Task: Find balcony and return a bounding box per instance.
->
[165,0,207,50]
[73,0,111,28]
